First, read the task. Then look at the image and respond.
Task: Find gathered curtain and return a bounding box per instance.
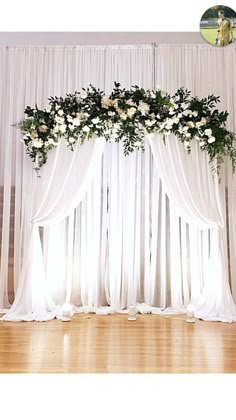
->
[0,44,236,322]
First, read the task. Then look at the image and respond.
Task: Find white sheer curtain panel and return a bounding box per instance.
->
[153,44,236,321]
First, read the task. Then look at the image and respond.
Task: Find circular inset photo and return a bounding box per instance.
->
[200,5,236,46]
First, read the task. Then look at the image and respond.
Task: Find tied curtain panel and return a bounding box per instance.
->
[0,45,236,322]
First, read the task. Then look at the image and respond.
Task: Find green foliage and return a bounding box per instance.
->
[17,83,236,176]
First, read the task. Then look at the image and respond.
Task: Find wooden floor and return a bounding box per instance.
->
[1,313,236,373]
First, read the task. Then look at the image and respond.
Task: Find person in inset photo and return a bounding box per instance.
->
[215,10,233,46]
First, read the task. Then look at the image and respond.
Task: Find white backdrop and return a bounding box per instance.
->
[0,44,236,319]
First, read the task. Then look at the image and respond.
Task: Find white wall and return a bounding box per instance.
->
[0,32,204,45]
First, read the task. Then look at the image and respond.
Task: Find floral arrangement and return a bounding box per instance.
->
[17,82,236,173]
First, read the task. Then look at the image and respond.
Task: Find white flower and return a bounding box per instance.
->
[165,130,171,136]
[208,136,216,143]
[38,124,48,133]
[48,138,55,144]
[196,121,202,128]
[183,110,190,116]
[204,128,212,137]
[46,105,51,113]
[200,117,207,126]
[192,111,198,117]
[185,133,191,138]
[134,141,142,147]
[82,125,90,133]
[92,117,100,125]
[126,99,135,106]
[169,108,175,115]
[58,124,67,134]
[138,101,150,115]
[69,137,76,143]
[127,107,136,118]
[195,136,200,141]
[31,130,38,139]
[32,139,43,148]
[73,117,81,126]
[113,99,119,109]
[55,104,60,110]
[150,92,156,99]
[200,141,205,147]
[177,113,183,118]
[187,121,195,128]
[80,90,88,99]
[120,112,127,121]
[101,96,113,109]
[173,104,179,110]
[172,117,180,124]
[55,116,64,125]
[108,111,116,116]
[67,115,73,122]
[182,126,189,132]
[58,109,64,116]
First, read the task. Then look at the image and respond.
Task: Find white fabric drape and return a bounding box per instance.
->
[2,139,105,321]
[149,135,236,321]
[0,44,236,322]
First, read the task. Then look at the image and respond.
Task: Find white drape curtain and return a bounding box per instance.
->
[149,135,236,321]
[2,139,105,321]
[0,44,236,321]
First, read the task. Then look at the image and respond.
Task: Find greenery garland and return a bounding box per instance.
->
[17,82,236,173]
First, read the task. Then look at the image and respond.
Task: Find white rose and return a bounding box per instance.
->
[82,125,90,133]
[80,90,88,99]
[204,128,212,137]
[208,136,216,143]
[32,139,43,148]
[138,101,150,115]
[187,121,195,128]
[127,107,136,118]
[92,117,100,125]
